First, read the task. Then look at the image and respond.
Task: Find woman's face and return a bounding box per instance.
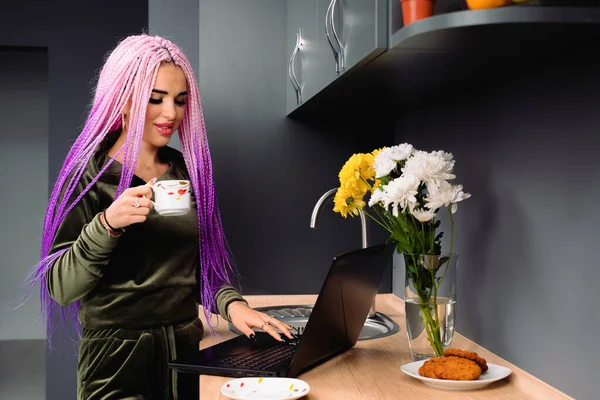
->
[142,62,188,148]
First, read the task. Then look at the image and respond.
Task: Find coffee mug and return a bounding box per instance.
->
[152,180,191,216]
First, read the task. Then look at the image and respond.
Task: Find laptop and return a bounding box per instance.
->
[168,243,394,378]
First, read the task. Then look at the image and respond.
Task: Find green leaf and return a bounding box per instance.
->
[380,176,393,186]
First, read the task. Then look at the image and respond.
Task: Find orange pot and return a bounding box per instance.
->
[466,0,511,9]
[401,0,434,25]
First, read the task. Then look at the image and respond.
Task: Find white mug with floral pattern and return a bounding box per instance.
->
[151,180,191,216]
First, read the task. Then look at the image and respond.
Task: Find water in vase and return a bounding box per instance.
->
[405,297,456,360]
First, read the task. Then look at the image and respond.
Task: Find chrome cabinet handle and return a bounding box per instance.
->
[325,0,340,74]
[288,29,303,105]
[331,0,345,71]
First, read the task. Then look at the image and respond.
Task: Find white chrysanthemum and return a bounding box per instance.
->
[431,150,454,163]
[369,175,420,216]
[402,150,456,192]
[368,187,385,207]
[411,208,436,223]
[373,152,397,178]
[388,143,414,162]
[424,184,471,213]
[425,179,453,200]
[373,143,414,178]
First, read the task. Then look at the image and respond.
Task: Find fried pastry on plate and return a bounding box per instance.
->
[418,356,482,381]
[444,349,489,372]
[418,357,440,379]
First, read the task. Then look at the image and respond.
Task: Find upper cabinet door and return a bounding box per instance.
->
[287,0,336,115]
[286,0,310,115]
[335,0,388,73]
[287,0,388,116]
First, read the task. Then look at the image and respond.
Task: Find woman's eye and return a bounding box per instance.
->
[175,99,186,106]
[149,98,162,104]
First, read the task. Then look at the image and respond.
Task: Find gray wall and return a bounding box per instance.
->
[0,48,48,400]
[0,340,45,400]
[0,49,48,341]
[0,2,148,400]
[392,55,599,399]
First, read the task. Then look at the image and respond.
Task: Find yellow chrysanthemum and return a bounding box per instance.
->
[342,176,368,197]
[338,153,376,189]
[333,188,366,218]
[372,178,381,192]
[362,153,376,181]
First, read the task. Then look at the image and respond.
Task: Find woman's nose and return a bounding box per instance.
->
[162,101,176,119]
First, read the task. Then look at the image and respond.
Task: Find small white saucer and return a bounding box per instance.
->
[220,377,310,399]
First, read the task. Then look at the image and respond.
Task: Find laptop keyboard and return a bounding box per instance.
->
[215,339,298,370]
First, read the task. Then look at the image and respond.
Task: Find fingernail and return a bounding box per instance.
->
[249,334,257,342]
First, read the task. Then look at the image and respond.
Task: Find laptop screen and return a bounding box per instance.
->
[287,243,393,377]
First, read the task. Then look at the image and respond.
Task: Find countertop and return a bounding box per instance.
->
[197,294,571,399]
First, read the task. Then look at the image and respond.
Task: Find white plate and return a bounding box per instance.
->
[401,360,512,391]
[220,377,310,400]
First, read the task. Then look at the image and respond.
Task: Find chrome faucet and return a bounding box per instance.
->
[310,188,377,318]
[310,188,368,248]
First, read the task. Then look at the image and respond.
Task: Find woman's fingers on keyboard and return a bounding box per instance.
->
[262,323,285,342]
[266,318,294,340]
[235,323,257,341]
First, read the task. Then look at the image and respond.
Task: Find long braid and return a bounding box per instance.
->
[175,54,236,331]
[25,34,237,345]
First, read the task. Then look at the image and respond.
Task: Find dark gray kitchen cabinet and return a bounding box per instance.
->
[286,0,334,115]
[287,0,388,116]
[323,0,388,76]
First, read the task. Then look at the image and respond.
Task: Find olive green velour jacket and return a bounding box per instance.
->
[47,135,246,400]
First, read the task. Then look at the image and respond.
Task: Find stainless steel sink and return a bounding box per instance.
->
[228,305,400,341]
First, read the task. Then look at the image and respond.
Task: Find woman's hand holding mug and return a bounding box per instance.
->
[104,178,157,229]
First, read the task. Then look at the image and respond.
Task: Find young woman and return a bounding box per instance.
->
[28,34,291,400]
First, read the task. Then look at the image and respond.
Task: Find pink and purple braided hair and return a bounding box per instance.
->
[25,34,236,342]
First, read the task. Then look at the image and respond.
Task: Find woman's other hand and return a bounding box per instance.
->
[227,301,294,342]
[104,178,156,229]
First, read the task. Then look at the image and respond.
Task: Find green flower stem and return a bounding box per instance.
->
[446,206,455,279]
[425,207,457,356]
[432,269,441,336]
[430,222,435,255]
[360,208,393,234]
[448,205,455,256]
[419,305,437,352]
[418,303,443,356]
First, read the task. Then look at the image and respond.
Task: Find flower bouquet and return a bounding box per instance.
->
[332,143,470,358]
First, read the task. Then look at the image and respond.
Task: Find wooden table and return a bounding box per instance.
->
[198,294,572,399]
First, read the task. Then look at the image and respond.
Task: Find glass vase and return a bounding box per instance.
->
[403,252,458,360]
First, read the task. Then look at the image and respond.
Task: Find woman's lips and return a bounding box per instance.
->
[155,123,174,136]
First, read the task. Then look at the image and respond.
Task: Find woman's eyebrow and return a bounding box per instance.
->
[151,89,188,96]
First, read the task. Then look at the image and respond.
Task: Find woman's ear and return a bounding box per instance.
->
[121,98,132,130]
[121,98,132,116]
